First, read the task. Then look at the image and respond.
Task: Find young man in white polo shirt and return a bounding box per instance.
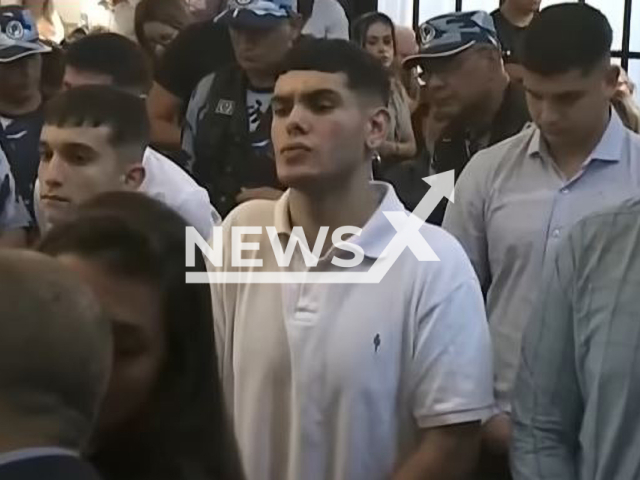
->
[34,32,218,238]
[37,84,217,238]
[210,38,493,480]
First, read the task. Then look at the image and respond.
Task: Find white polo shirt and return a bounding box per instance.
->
[35,147,219,238]
[210,182,493,480]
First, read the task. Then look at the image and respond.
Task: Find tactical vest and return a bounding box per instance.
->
[192,65,281,217]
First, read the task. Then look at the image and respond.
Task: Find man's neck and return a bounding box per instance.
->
[465,73,510,136]
[288,171,379,257]
[501,2,536,28]
[0,93,42,117]
[547,109,611,178]
[245,70,276,90]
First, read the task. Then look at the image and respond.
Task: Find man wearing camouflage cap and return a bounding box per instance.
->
[404,11,530,225]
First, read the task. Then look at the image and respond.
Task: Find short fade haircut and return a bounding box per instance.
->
[44,85,150,158]
[278,38,391,106]
[522,3,613,76]
[64,33,152,94]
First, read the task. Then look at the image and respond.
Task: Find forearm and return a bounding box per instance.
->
[150,119,182,151]
[382,139,417,161]
[394,422,481,480]
[147,83,184,150]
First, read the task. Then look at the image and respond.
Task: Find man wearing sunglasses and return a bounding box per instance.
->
[404,11,530,225]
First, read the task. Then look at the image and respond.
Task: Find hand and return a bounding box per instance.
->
[378,140,398,158]
[235,187,283,203]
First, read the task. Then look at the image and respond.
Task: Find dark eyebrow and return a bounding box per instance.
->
[60,142,99,154]
[273,89,343,106]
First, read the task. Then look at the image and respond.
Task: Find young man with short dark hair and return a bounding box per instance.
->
[63,32,152,94]
[491,0,541,74]
[443,2,640,466]
[210,38,493,480]
[34,35,219,238]
[37,85,218,237]
[183,0,303,217]
[404,11,530,225]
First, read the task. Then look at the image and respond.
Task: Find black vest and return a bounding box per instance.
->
[192,66,280,217]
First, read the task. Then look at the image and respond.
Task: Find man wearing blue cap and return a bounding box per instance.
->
[183,0,302,218]
[404,11,530,225]
[0,5,50,224]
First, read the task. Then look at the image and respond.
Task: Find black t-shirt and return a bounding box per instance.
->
[155,21,235,104]
[491,9,527,65]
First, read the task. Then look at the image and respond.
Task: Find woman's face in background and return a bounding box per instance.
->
[143,21,179,59]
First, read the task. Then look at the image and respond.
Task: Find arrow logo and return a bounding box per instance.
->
[187,171,456,284]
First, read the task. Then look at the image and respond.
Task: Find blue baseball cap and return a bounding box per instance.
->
[403,11,499,69]
[0,6,51,63]
[215,0,297,29]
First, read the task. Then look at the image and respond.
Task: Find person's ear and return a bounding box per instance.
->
[604,64,620,98]
[123,163,145,190]
[289,14,305,39]
[365,106,391,152]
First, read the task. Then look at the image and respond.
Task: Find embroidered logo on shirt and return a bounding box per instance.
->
[215,99,235,116]
[374,334,381,353]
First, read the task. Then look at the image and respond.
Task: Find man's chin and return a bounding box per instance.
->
[42,206,76,231]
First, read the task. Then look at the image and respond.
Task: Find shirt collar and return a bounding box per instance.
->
[273,182,406,260]
[0,448,77,468]
[527,109,626,163]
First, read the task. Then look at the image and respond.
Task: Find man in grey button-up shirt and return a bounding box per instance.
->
[512,196,640,480]
[443,3,640,463]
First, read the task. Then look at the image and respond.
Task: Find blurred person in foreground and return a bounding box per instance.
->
[36,85,219,239]
[39,191,243,480]
[511,201,640,480]
[183,0,303,217]
[443,4,640,477]
[404,11,530,225]
[0,250,111,480]
[210,38,493,480]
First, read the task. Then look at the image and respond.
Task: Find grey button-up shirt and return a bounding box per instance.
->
[443,110,640,411]
[511,196,640,480]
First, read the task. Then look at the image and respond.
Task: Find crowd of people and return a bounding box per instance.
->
[1,0,640,480]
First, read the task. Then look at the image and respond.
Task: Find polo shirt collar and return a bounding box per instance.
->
[0,447,77,468]
[273,182,406,260]
[527,109,625,163]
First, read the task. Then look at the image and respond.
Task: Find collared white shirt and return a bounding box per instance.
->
[0,447,77,468]
[443,110,640,412]
[35,147,219,238]
[210,182,493,480]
